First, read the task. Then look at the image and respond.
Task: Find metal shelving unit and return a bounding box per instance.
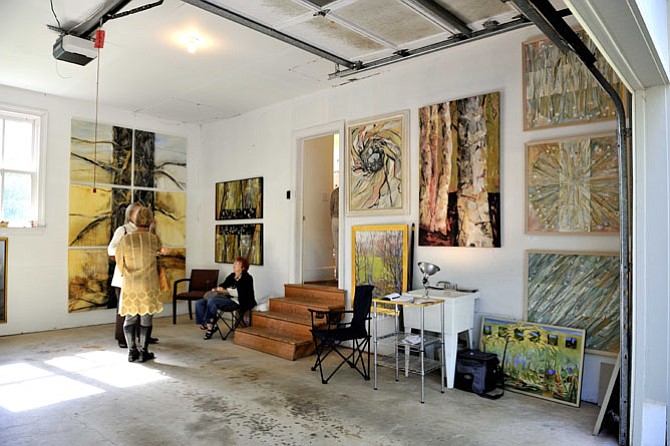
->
[372,298,445,403]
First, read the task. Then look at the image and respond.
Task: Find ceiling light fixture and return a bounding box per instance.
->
[182,32,203,54]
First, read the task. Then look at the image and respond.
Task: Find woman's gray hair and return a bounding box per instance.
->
[124,202,140,224]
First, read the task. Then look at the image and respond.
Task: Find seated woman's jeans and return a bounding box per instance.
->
[195,296,239,325]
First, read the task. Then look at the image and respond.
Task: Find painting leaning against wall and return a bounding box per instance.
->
[480,316,586,407]
[418,91,501,247]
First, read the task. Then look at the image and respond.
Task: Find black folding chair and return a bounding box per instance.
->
[212,301,252,340]
[309,284,375,384]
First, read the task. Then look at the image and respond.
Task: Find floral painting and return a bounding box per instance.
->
[346,111,408,215]
[527,133,619,233]
[481,316,585,407]
[419,92,500,247]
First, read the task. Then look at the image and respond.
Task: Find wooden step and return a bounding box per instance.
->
[234,326,314,360]
[252,311,314,338]
[269,296,343,317]
[284,284,346,306]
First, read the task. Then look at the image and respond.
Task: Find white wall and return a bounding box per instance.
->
[199,26,619,403]
[0,84,201,337]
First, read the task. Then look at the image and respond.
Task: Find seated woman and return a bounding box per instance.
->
[195,256,256,340]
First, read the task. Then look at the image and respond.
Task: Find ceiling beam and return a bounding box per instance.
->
[402,0,472,36]
[181,0,359,70]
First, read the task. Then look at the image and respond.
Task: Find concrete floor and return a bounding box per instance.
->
[0,315,619,446]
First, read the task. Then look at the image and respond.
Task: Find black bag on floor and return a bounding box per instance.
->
[455,349,504,399]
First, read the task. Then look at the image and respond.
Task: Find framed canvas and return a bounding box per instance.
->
[215,224,263,265]
[419,92,501,247]
[525,250,620,355]
[68,248,110,312]
[70,119,132,186]
[68,118,188,314]
[351,224,408,305]
[346,111,409,216]
[0,238,6,323]
[157,248,186,302]
[522,29,628,130]
[480,316,586,407]
[526,133,619,234]
[215,177,263,220]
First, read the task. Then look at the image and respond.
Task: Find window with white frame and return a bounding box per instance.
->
[0,107,44,227]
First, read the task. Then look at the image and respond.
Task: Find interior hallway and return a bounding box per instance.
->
[0,316,618,446]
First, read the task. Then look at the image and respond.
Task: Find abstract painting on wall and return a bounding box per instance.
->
[525,250,620,354]
[215,224,263,265]
[68,185,113,247]
[351,224,408,302]
[157,248,186,303]
[134,130,187,191]
[346,111,408,215]
[418,92,500,247]
[68,119,187,313]
[68,248,110,312]
[70,119,132,185]
[153,191,186,247]
[523,30,628,130]
[480,316,585,407]
[527,133,619,234]
[215,177,263,220]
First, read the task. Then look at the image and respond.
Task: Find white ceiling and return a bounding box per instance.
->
[0,0,565,124]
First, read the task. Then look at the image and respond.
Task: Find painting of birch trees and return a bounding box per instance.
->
[419,92,500,247]
[351,225,408,299]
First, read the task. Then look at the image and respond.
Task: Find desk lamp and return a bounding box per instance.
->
[418,261,440,297]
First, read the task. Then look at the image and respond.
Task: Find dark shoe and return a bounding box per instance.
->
[118,340,128,349]
[199,324,207,330]
[139,349,155,363]
[128,348,140,362]
[149,337,159,344]
[204,327,216,340]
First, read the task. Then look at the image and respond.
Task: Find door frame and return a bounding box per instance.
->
[289,121,345,287]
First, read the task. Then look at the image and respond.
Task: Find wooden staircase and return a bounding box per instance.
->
[233,284,345,360]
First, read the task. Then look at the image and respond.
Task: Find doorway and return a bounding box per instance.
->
[301,133,340,287]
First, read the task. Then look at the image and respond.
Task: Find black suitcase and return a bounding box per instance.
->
[454,349,503,397]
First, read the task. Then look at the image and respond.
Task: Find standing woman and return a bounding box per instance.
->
[116,206,163,362]
[108,202,140,348]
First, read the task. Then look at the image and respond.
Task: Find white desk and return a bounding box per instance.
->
[403,289,479,389]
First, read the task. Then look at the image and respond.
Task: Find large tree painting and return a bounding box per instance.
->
[68,119,187,312]
[419,92,501,247]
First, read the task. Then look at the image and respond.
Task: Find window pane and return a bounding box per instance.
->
[3,119,33,169]
[3,172,32,223]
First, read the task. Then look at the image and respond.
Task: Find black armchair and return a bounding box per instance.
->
[309,284,375,384]
[172,269,219,324]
